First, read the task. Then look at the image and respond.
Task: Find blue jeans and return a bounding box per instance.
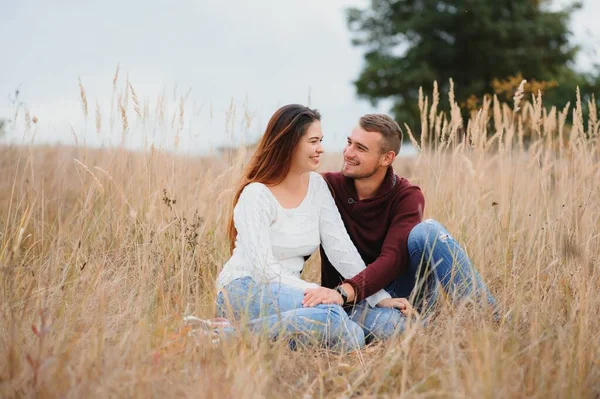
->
[348,219,498,341]
[216,277,365,352]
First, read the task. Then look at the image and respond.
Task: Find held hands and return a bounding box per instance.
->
[302,288,417,317]
[302,287,343,307]
[376,297,416,317]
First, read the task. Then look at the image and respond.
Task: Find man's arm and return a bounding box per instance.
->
[343,186,425,303]
[314,174,391,307]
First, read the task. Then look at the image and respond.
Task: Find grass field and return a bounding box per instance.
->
[1,81,599,398]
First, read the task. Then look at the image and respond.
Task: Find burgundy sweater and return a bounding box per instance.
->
[320,167,425,303]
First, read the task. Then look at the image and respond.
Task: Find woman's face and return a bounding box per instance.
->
[291,121,324,173]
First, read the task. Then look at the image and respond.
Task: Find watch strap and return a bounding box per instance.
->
[335,285,348,305]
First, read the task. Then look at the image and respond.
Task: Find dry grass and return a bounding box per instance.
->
[1,80,599,398]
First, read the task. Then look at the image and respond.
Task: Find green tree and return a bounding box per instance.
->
[347,0,590,131]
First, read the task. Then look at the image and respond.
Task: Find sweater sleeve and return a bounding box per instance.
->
[314,174,391,307]
[234,183,319,291]
[344,186,425,302]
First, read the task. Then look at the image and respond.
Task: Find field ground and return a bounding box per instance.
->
[1,86,599,397]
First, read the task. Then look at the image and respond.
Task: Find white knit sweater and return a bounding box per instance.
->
[216,172,391,307]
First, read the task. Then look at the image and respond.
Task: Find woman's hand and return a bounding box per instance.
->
[376,297,416,316]
[302,287,343,307]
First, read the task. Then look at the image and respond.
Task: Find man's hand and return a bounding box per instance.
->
[376,297,416,316]
[302,287,343,307]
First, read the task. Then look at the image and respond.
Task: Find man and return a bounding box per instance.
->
[303,114,497,341]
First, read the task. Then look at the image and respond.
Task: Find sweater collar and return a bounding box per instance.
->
[343,166,397,202]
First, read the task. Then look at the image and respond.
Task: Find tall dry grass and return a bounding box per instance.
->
[1,77,599,398]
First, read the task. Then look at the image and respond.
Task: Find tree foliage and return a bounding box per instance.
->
[347,0,598,130]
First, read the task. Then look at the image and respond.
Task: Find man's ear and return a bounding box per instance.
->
[382,150,396,166]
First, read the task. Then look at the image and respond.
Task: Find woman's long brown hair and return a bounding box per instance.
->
[227,104,321,253]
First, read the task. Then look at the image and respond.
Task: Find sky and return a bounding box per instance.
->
[1,0,599,155]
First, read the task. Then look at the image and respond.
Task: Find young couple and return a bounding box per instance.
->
[186,104,497,351]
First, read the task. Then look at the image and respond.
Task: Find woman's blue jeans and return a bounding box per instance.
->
[216,276,365,352]
[348,219,498,342]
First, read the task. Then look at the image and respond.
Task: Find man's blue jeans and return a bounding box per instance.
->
[348,219,498,342]
[217,276,365,352]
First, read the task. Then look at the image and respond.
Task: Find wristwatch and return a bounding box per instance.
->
[334,285,349,305]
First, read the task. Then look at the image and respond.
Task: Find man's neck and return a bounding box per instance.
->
[354,167,388,201]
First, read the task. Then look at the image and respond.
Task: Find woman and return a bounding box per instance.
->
[187,104,411,351]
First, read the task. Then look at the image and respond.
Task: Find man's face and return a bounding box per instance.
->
[342,125,386,179]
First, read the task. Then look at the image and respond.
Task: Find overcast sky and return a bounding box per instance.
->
[1,0,599,154]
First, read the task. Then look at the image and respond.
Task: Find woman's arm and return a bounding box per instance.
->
[314,175,391,307]
[234,183,319,291]
[342,186,424,301]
